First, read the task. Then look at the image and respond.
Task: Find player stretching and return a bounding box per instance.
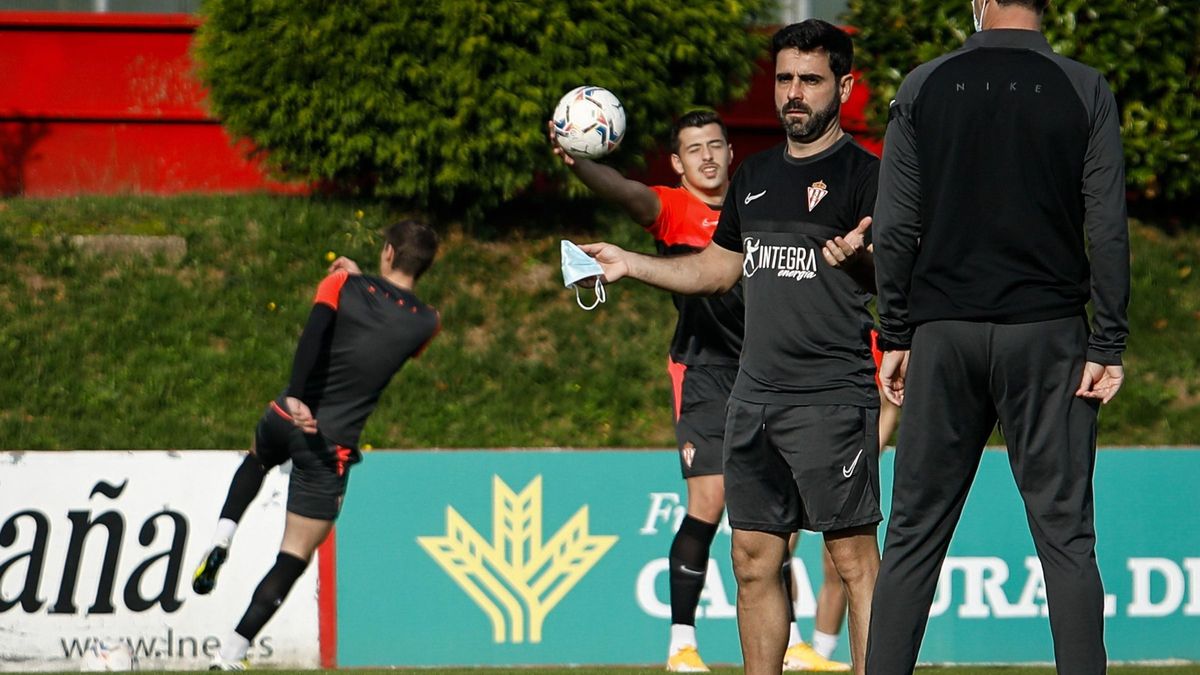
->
[551,111,846,672]
[191,220,440,670]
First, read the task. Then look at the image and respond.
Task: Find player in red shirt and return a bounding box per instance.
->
[551,111,849,672]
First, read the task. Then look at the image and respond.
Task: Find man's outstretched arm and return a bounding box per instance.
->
[579,240,742,296]
[548,121,660,226]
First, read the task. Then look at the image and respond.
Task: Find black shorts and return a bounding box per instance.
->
[723,398,881,533]
[253,398,359,521]
[669,359,736,479]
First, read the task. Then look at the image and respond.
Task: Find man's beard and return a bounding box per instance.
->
[778,97,841,144]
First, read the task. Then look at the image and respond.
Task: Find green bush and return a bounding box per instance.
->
[843,0,1200,201]
[194,0,771,220]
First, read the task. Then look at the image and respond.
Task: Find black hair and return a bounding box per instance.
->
[770,19,854,79]
[669,110,728,155]
[383,218,438,280]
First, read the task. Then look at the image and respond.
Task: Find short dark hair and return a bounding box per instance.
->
[997,0,1049,11]
[770,20,854,79]
[382,218,438,280]
[669,110,728,155]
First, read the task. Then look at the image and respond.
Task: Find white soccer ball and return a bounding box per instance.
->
[552,85,626,159]
[80,640,134,672]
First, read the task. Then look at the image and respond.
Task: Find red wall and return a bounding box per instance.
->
[0,11,877,198]
[0,11,300,196]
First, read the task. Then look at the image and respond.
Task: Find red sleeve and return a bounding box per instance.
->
[648,186,720,248]
[645,186,674,240]
[313,270,349,310]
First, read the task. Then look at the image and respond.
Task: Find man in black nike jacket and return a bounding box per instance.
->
[868,1,1130,673]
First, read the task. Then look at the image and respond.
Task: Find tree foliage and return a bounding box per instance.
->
[844,0,1200,201]
[194,0,772,219]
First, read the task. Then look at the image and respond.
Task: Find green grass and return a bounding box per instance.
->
[1111,221,1200,440]
[1,195,1199,449]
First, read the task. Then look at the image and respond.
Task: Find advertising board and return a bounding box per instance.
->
[336,449,1200,666]
[0,451,321,671]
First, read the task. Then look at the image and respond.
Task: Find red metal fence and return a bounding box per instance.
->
[0,11,300,196]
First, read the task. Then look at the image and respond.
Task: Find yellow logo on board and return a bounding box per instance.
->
[418,476,618,643]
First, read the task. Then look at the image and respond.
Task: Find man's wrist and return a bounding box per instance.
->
[624,251,644,282]
[877,335,911,352]
[1086,347,1123,367]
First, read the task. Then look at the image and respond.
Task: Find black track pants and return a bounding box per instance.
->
[866,317,1106,675]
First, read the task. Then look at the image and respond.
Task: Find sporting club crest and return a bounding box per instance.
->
[680,442,696,469]
[807,180,828,212]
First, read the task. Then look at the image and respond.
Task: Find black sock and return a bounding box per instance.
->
[218,454,269,523]
[234,552,308,641]
[669,515,719,625]
[782,558,797,623]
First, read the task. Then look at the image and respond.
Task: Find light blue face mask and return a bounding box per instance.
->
[560,239,607,310]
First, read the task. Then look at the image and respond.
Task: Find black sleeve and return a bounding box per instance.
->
[1080,76,1130,365]
[286,304,337,399]
[873,79,924,352]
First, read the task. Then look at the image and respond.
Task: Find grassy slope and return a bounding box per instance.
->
[1,195,1197,450]
[0,195,675,450]
[1117,222,1200,440]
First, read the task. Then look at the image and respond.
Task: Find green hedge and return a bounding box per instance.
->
[193,0,771,221]
[2,196,1199,449]
[844,0,1200,201]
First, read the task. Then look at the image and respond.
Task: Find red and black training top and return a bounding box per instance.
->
[648,186,744,368]
[285,270,439,450]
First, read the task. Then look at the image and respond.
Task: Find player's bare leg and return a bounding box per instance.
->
[214,512,332,668]
[668,474,724,672]
[823,525,880,675]
[686,474,724,523]
[812,546,848,656]
[279,511,334,561]
[732,528,791,675]
[782,533,850,671]
[878,396,899,451]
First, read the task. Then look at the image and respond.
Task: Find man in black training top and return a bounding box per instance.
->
[868,1,1129,673]
[551,109,852,672]
[191,219,440,671]
[580,21,882,675]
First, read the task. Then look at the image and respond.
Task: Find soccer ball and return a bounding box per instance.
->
[80,640,134,672]
[552,86,626,159]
